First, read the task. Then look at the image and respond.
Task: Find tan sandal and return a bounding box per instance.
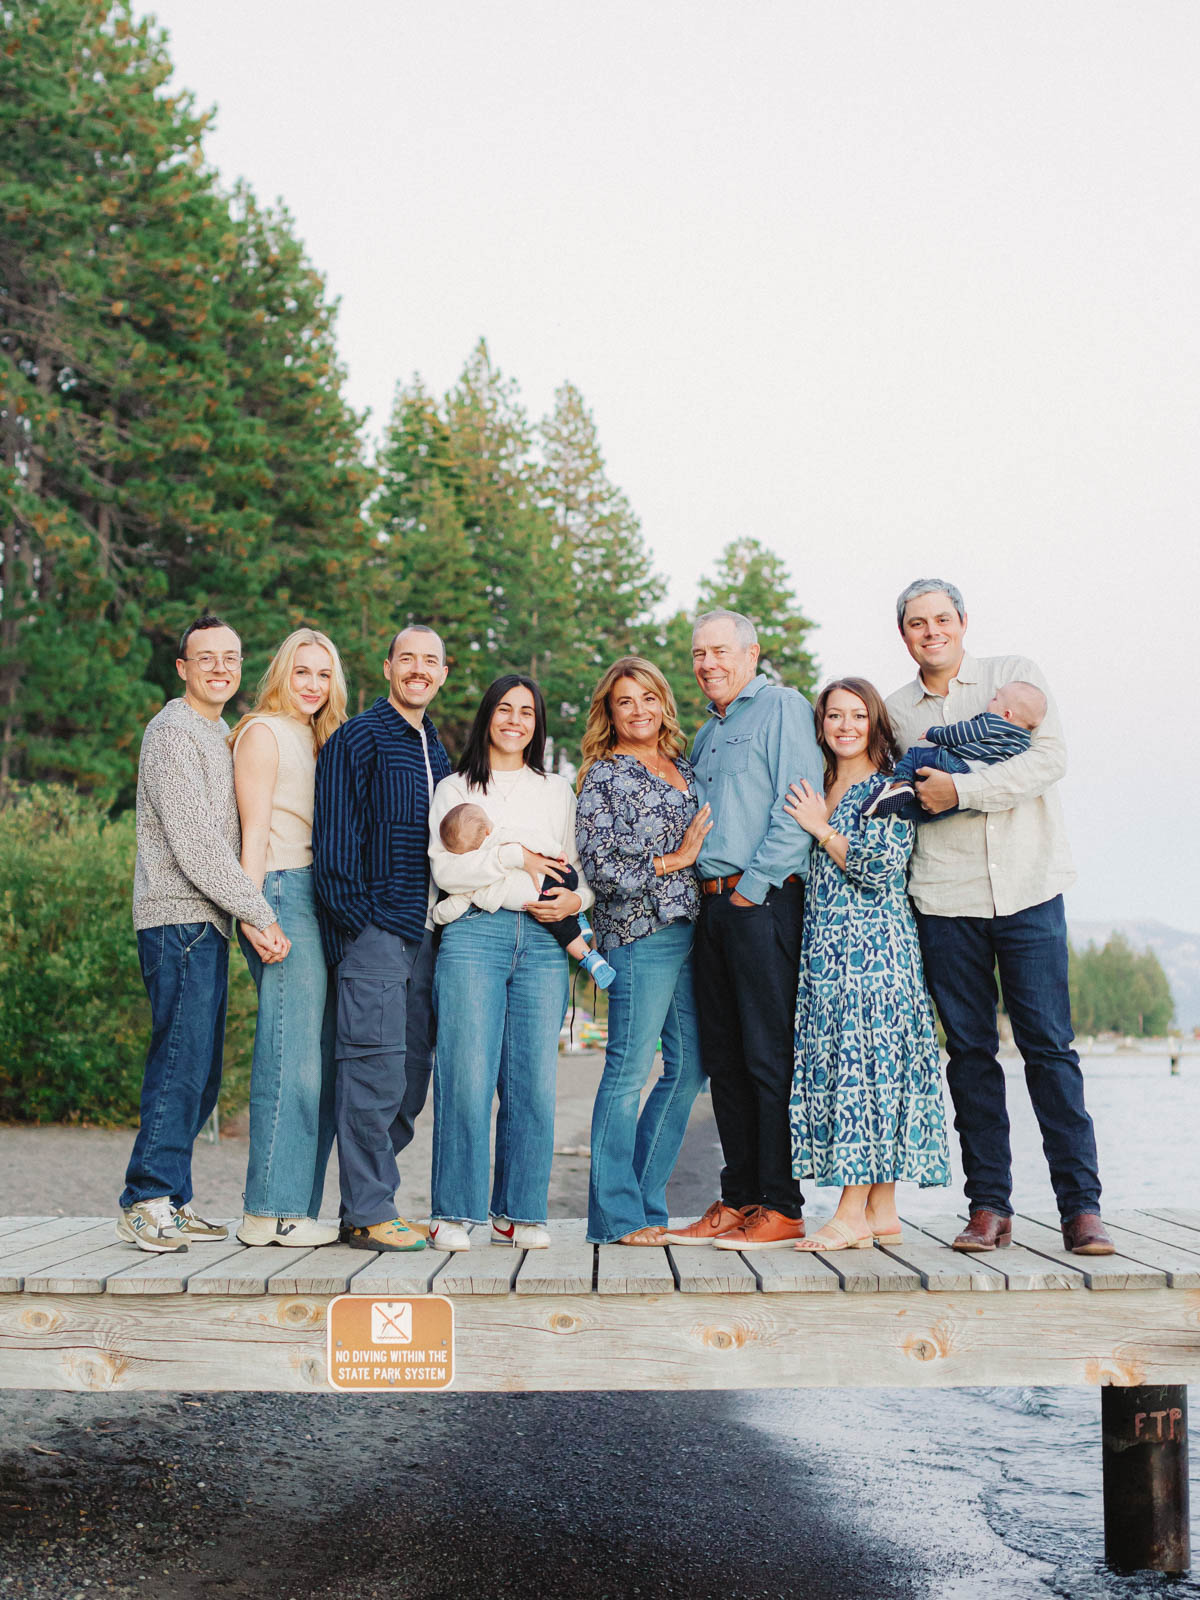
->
[795,1216,874,1252]
[616,1226,667,1246]
[872,1229,903,1245]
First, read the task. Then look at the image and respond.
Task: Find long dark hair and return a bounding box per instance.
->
[813,677,898,790]
[457,674,548,792]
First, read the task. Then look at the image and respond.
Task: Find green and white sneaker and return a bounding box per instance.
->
[116,1197,188,1254]
[172,1205,229,1241]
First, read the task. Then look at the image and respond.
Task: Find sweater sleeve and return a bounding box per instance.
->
[142,726,275,929]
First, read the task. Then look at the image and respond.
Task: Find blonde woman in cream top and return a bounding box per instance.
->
[230,629,347,1250]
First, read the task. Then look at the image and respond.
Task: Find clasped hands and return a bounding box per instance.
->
[241,920,291,963]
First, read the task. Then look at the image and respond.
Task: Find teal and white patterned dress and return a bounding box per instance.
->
[789,779,951,1188]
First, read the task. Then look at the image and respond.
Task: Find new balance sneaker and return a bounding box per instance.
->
[172,1205,229,1241]
[236,1214,339,1248]
[116,1197,188,1254]
[344,1217,427,1253]
[862,780,915,818]
[428,1218,471,1252]
[490,1217,551,1248]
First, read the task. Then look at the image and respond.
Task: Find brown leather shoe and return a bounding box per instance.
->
[1061,1212,1115,1255]
[660,1202,750,1246]
[951,1210,1013,1251]
[712,1206,806,1251]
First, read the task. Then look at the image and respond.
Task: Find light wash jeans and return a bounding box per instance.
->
[587,919,706,1242]
[238,867,336,1219]
[431,909,568,1225]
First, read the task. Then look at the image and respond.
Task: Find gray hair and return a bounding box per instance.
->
[692,608,758,647]
[895,579,965,631]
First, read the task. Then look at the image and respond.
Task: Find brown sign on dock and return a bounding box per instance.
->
[326,1294,454,1391]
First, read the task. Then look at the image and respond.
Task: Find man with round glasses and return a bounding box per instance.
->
[117,614,290,1254]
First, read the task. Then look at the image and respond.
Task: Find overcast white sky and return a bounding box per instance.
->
[145,1,1199,932]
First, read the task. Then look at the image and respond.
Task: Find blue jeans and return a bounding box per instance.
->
[120,922,229,1210]
[915,894,1102,1220]
[238,868,336,1219]
[587,920,705,1242]
[431,909,568,1225]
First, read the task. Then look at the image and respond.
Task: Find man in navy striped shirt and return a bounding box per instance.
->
[313,625,451,1253]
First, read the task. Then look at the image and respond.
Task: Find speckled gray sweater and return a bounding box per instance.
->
[132,697,275,936]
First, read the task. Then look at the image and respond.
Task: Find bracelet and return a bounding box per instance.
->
[655,854,665,876]
[819,830,837,850]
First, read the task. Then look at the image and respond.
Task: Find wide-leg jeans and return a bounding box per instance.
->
[915,893,1102,1220]
[431,909,568,1226]
[334,923,435,1228]
[238,867,336,1220]
[120,921,229,1210]
[587,919,706,1242]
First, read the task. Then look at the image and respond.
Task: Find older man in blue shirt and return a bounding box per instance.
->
[663,609,823,1251]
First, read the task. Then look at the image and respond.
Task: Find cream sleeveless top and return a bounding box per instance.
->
[233,713,316,871]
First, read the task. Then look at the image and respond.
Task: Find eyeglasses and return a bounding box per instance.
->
[187,652,243,670]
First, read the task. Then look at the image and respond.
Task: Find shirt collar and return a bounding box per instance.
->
[373,695,440,740]
[707,671,770,719]
[911,650,979,702]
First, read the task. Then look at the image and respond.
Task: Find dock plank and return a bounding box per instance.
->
[1144,1208,1200,1233]
[668,1243,758,1294]
[813,1245,921,1293]
[438,1235,523,1296]
[348,1245,451,1294]
[739,1248,839,1293]
[26,1236,191,1295]
[0,1217,52,1245]
[1107,1210,1200,1259]
[1022,1213,1200,1290]
[879,1237,1007,1292]
[514,1221,593,1296]
[106,1238,248,1294]
[908,1214,1084,1291]
[1011,1215,1167,1290]
[0,1222,117,1292]
[595,1244,675,1295]
[264,1245,373,1296]
[186,1244,321,1295]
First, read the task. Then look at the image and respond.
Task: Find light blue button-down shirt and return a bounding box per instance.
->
[691,674,824,904]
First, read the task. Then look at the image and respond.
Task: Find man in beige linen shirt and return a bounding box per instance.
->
[886,579,1112,1257]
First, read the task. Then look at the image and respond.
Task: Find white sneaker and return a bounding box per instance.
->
[428,1219,471,1252]
[236,1213,339,1248]
[491,1217,551,1249]
[116,1197,187,1254]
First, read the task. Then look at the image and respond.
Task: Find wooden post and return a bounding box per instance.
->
[1102,1384,1190,1573]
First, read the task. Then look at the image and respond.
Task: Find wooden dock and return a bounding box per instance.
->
[1,1208,1199,1394]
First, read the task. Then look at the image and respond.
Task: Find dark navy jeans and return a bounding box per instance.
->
[915,894,1101,1221]
[121,921,229,1210]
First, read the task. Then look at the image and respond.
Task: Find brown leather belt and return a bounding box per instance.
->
[699,872,800,897]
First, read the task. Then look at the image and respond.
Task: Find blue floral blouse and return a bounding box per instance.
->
[575,755,700,954]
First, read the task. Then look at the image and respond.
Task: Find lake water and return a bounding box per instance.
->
[752,1048,1200,1597]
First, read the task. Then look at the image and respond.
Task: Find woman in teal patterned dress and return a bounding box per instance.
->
[783,677,950,1251]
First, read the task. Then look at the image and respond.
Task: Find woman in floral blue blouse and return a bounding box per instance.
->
[576,657,713,1244]
[783,678,950,1251]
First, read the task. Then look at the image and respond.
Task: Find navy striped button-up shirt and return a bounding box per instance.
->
[312,696,451,965]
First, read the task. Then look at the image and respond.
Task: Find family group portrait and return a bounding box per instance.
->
[3,1,1196,1597]
[119,581,1113,1268]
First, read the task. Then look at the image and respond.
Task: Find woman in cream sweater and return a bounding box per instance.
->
[230,629,347,1247]
[426,675,591,1252]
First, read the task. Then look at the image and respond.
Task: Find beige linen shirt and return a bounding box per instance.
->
[885,652,1076,919]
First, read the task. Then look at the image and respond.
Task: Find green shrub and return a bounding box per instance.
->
[0,785,257,1125]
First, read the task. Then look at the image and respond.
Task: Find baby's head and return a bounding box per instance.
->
[987,680,1047,731]
[439,802,493,853]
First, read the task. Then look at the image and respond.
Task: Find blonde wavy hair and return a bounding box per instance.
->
[577,656,685,789]
[229,628,348,754]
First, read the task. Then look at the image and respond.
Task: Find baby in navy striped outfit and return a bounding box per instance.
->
[864,680,1047,822]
